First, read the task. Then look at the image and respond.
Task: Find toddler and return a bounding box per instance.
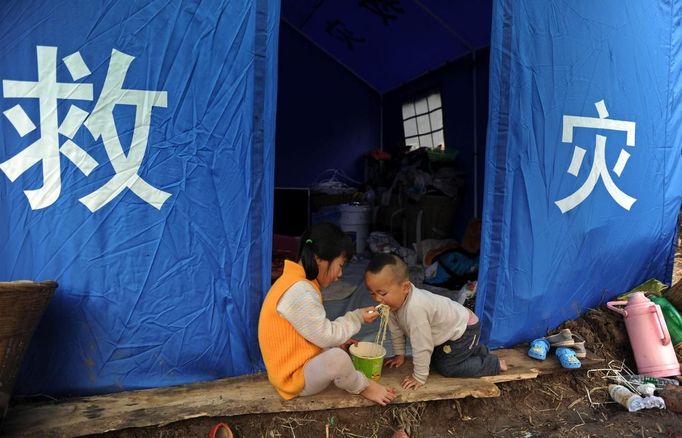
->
[364,253,507,389]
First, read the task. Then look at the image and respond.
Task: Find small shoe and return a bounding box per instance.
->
[528,338,550,360]
[571,334,586,359]
[555,347,581,369]
[210,423,234,438]
[544,328,574,347]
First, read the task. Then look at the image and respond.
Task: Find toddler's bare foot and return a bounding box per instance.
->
[360,380,397,406]
[499,358,508,371]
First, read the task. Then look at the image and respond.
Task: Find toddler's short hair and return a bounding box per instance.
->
[366,253,409,282]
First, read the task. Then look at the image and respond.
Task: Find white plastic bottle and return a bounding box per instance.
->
[635,383,656,397]
[608,384,644,412]
[635,383,666,409]
[642,396,666,409]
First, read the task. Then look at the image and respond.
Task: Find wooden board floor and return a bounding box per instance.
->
[1,347,602,437]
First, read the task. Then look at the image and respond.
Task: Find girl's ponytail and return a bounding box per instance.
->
[298,237,319,280]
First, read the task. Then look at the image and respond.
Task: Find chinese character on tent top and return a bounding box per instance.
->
[1,46,170,212]
[555,100,637,214]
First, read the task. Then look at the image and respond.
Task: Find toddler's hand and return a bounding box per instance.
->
[401,374,423,390]
[360,306,380,323]
[384,354,405,368]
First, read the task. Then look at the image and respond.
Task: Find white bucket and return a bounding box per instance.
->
[338,203,371,253]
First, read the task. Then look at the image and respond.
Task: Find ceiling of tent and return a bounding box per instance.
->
[280,0,493,93]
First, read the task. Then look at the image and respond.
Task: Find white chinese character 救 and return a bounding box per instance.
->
[1,46,170,212]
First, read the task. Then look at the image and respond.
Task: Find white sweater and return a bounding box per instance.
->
[276,280,364,348]
[389,284,470,384]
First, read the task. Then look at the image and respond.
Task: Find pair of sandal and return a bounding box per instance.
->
[528,329,584,369]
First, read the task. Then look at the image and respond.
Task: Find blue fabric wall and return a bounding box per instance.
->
[0,0,279,395]
[478,0,682,347]
[280,0,492,94]
[382,52,490,236]
[275,22,381,187]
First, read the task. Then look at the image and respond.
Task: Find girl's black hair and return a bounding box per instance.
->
[298,222,355,280]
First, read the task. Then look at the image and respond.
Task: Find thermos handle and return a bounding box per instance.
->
[606,301,628,317]
[650,305,671,346]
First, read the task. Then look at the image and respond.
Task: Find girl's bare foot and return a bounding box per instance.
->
[499,358,508,371]
[360,380,397,406]
[392,430,409,438]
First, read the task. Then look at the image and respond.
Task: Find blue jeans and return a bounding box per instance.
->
[431,322,501,377]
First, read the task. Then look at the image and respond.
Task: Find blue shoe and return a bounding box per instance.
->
[556,347,581,369]
[528,338,550,360]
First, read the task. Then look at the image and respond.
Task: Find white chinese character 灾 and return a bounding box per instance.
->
[555,100,636,213]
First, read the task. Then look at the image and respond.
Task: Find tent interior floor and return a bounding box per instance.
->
[2,347,603,437]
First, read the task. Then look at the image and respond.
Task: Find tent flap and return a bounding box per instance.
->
[0,0,278,395]
[478,0,682,347]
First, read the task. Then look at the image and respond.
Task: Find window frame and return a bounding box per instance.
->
[401,90,445,151]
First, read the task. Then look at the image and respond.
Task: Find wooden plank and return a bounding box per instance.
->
[491,347,603,379]
[2,346,596,437]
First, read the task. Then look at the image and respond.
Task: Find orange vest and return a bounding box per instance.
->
[258,260,322,399]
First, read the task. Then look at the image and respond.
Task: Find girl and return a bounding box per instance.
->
[258,222,397,405]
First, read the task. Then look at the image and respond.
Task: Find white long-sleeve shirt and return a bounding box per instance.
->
[276,280,364,348]
[389,283,470,384]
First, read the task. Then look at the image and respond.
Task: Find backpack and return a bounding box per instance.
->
[423,249,478,290]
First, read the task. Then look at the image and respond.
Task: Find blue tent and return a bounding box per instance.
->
[1,0,681,396]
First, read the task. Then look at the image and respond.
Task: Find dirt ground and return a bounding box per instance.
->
[96,254,682,438]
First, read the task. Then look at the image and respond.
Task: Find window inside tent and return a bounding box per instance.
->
[402,91,444,151]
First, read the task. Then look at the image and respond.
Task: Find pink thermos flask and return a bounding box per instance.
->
[607,292,680,377]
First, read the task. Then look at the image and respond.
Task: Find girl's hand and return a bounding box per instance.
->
[340,338,359,352]
[360,306,380,323]
[384,354,405,368]
[401,374,423,390]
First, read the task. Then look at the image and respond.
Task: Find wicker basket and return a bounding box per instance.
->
[0,281,57,423]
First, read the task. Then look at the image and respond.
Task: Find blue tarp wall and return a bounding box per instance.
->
[275,22,381,187]
[0,0,279,395]
[277,0,493,234]
[477,0,682,347]
[381,53,491,234]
